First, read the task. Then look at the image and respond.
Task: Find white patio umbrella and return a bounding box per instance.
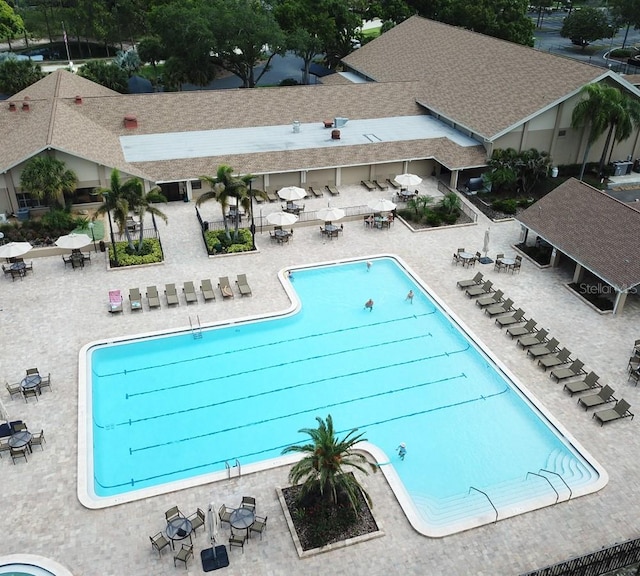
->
[277,186,307,201]
[316,206,346,222]
[394,173,422,188]
[483,228,491,257]
[0,397,9,423]
[267,211,298,226]
[55,233,92,250]
[368,198,397,212]
[207,502,220,558]
[0,241,32,259]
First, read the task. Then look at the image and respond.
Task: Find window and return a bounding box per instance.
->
[191,180,202,190]
[16,193,43,209]
[558,130,566,137]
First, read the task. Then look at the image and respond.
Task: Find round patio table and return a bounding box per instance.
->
[21,374,41,391]
[9,430,32,451]
[166,517,192,549]
[230,507,255,538]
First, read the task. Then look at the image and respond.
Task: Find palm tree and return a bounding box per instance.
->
[93,169,137,252]
[282,414,377,511]
[571,83,617,180]
[600,89,640,171]
[122,181,168,254]
[19,156,77,208]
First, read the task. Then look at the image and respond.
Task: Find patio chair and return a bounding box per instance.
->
[146,286,161,309]
[551,360,586,382]
[494,254,507,272]
[507,319,537,339]
[485,298,515,317]
[218,504,233,526]
[526,337,560,359]
[173,544,193,569]
[201,279,216,302]
[465,280,494,298]
[476,289,504,308]
[563,371,600,396]
[236,274,252,296]
[229,532,247,552]
[23,386,38,403]
[183,281,198,304]
[578,384,616,410]
[165,283,179,306]
[250,515,268,540]
[510,255,522,273]
[457,272,483,289]
[6,381,22,400]
[517,328,549,349]
[495,309,525,327]
[241,496,256,511]
[165,506,183,522]
[630,369,640,386]
[29,429,45,451]
[10,446,28,464]
[187,508,205,535]
[39,373,52,392]
[0,438,9,458]
[538,347,571,370]
[452,252,461,265]
[108,289,123,313]
[593,399,633,426]
[129,288,143,311]
[150,532,170,558]
[218,277,234,299]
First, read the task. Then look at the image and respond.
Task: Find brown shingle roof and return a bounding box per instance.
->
[342,16,607,139]
[517,178,640,290]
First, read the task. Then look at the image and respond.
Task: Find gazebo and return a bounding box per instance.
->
[517,178,640,315]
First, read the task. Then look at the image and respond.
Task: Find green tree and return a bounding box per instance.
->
[608,0,640,49]
[78,60,129,93]
[19,156,77,208]
[137,34,166,80]
[114,48,141,77]
[486,148,520,193]
[519,148,551,195]
[0,56,44,95]
[406,194,434,217]
[197,165,245,241]
[598,88,640,173]
[0,0,25,48]
[571,83,618,180]
[93,169,137,252]
[282,414,377,511]
[439,191,462,215]
[560,7,616,48]
[121,180,169,254]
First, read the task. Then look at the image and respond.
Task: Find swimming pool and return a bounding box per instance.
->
[79,256,606,535]
[0,555,73,576]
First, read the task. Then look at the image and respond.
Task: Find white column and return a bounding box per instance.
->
[613,290,627,316]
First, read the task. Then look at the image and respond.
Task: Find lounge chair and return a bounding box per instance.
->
[326,185,339,196]
[593,399,634,426]
[517,328,549,349]
[373,179,388,190]
[457,272,483,289]
[485,298,515,317]
[465,280,494,298]
[129,288,143,311]
[165,283,179,306]
[386,178,401,189]
[308,186,323,198]
[578,384,616,410]
[201,279,216,301]
[526,337,560,358]
[551,359,586,382]
[146,286,161,309]
[476,289,504,308]
[563,371,600,396]
[266,188,279,202]
[361,180,376,191]
[495,308,525,327]
[218,277,234,299]
[507,319,537,338]
[108,289,123,313]
[538,347,571,370]
[183,281,197,304]
[236,274,252,296]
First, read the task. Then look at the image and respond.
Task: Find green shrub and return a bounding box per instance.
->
[424,211,442,226]
[109,238,163,266]
[204,228,253,254]
[491,198,518,214]
[41,208,76,230]
[610,48,637,58]
[279,78,299,86]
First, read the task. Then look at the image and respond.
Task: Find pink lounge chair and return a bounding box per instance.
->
[108,289,123,313]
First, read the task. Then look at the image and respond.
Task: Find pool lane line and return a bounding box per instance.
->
[95,385,510,491]
[94,310,438,378]
[93,342,472,429]
[125,374,506,454]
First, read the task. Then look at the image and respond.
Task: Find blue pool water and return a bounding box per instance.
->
[85,257,603,534]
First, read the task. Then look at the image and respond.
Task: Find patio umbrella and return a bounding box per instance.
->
[316,206,346,222]
[0,397,9,423]
[394,173,422,188]
[0,241,32,259]
[267,211,298,226]
[207,502,220,558]
[368,198,397,212]
[277,186,307,201]
[55,233,92,250]
[483,228,490,257]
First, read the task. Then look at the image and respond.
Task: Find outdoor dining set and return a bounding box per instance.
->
[62,249,91,269]
[452,248,522,273]
[0,420,46,464]
[2,257,33,280]
[5,367,52,403]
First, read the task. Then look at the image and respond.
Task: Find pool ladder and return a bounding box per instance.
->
[189,315,202,339]
[225,459,241,479]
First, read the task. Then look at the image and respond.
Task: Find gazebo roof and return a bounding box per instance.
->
[517,178,640,291]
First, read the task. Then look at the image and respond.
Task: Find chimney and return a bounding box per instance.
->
[22,97,30,112]
[123,114,138,129]
[8,102,16,112]
[75,95,83,105]
[331,129,341,140]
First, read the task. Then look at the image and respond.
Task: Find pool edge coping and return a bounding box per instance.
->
[0,554,74,576]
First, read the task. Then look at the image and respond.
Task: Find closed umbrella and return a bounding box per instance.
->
[0,397,9,423]
[368,198,397,212]
[483,229,490,257]
[316,206,346,222]
[277,186,307,201]
[55,233,92,250]
[207,503,220,555]
[394,173,422,188]
[267,211,298,226]
[0,241,32,259]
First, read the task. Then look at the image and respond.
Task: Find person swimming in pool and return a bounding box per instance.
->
[406,290,414,303]
[366,260,372,272]
[397,443,407,460]
[364,298,374,311]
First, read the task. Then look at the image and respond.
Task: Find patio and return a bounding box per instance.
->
[1,181,640,575]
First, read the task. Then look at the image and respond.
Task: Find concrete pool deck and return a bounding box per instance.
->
[2,178,640,575]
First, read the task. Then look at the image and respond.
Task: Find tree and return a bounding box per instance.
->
[114,48,141,77]
[282,414,377,511]
[519,148,551,195]
[609,0,640,49]
[0,56,44,95]
[0,0,25,48]
[93,169,137,252]
[571,83,619,180]
[560,7,616,48]
[137,35,166,80]
[486,148,520,193]
[197,165,244,241]
[78,60,129,93]
[597,88,640,173]
[19,156,77,208]
[121,181,169,254]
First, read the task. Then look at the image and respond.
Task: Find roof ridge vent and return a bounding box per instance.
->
[123,114,138,129]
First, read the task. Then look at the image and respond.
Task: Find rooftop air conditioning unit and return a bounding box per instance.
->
[334,117,348,128]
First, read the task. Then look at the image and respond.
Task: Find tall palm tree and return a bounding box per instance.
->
[197,165,237,241]
[19,156,77,208]
[600,89,640,170]
[282,414,377,512]
[121,180,169,254]
[571,83,617,180]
